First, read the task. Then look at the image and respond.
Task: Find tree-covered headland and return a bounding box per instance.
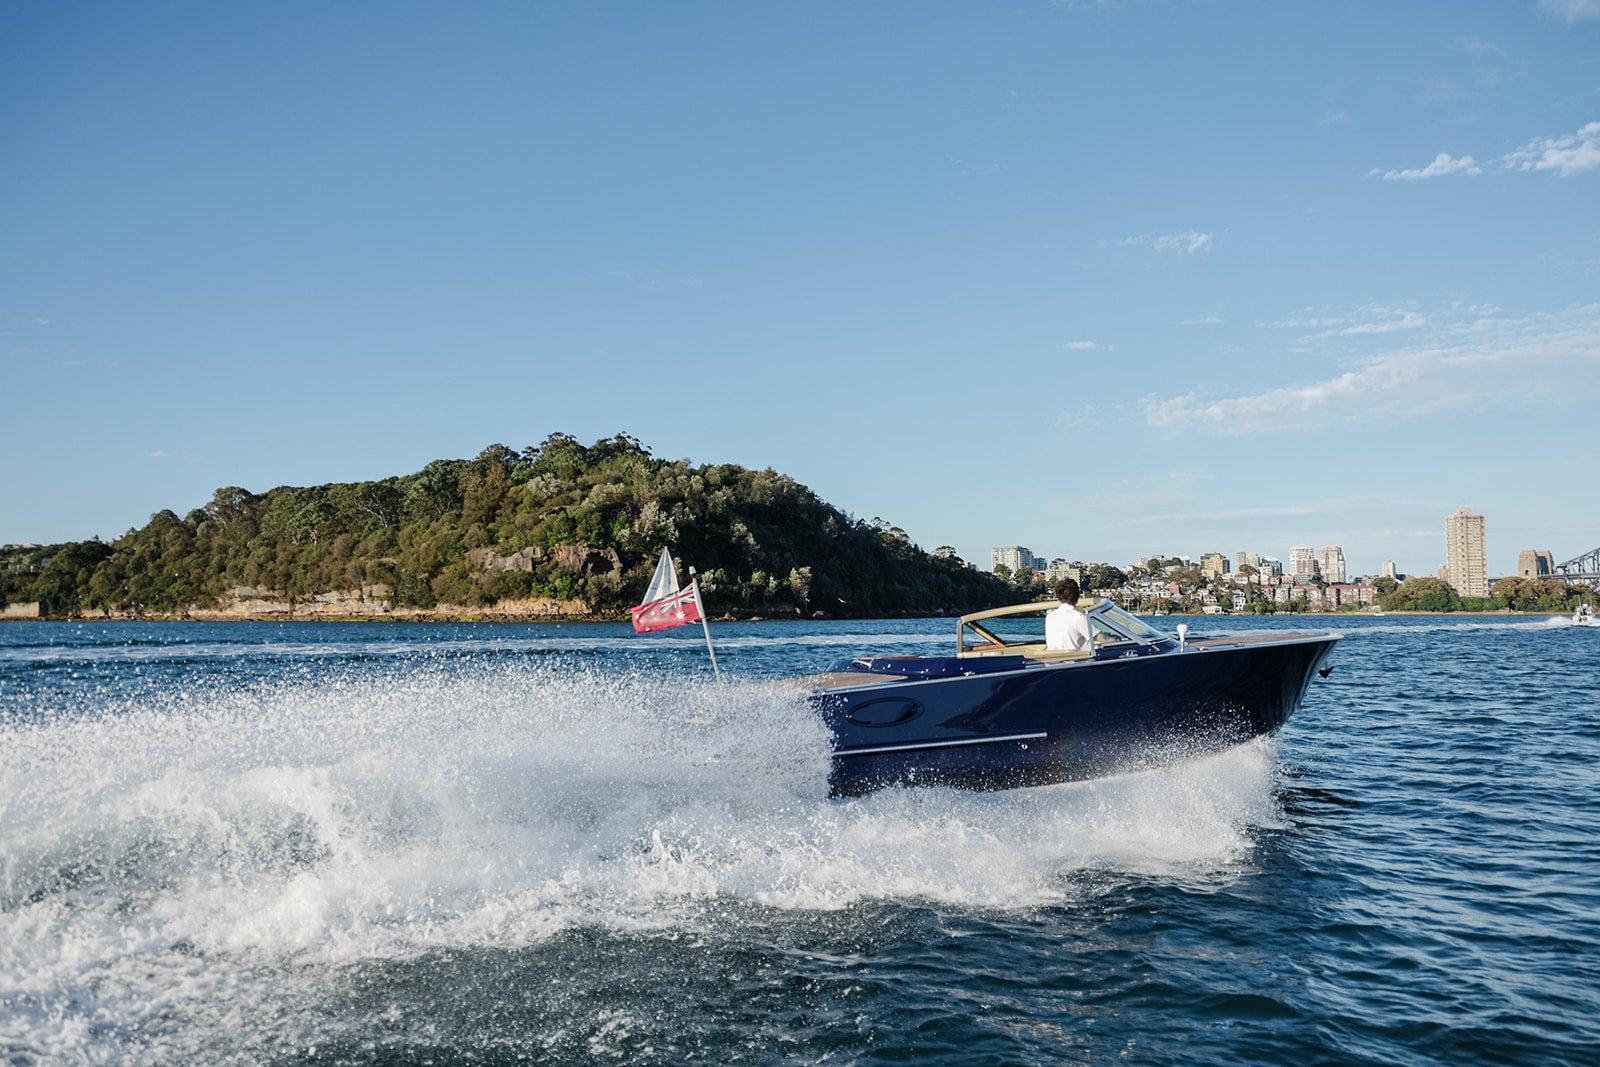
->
[0,434,1013,620]
[1371,575,1580,614]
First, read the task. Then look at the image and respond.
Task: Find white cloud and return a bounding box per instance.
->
[1414,77,1479,107]
[1261,305,1426,337]
[1123,499,1376,526]
[1373,121,1600,183]
[609,269,702,289]
[1177,315,1224,325]
[1369,152,1481,181]
[1060,340,1098,350]
[1105,231,1213,255]
[1539,0,1600,21]
[1340,311,1427,335]
[1057,404,1102,428]
[1455,36,1504,56]
[1142,304,1600,435]
[1501,120,1600,177]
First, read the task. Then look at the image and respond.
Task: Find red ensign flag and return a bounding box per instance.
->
[630,585,703,633]
[631,548,706,633]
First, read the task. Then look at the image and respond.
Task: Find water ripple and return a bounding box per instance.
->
[1,615,1598,1064]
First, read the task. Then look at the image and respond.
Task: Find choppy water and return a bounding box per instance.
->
[1,614,1597,1065]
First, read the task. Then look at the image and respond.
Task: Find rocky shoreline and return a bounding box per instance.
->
[0,587,596,623]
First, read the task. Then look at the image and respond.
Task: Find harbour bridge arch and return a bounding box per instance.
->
[1555,546,1600,590]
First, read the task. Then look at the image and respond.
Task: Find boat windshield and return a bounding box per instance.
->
[1086,601,1171,643]
[958,600,1174,653]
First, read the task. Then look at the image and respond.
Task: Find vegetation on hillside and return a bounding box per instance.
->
[1375,575,1582,613]
[0,434,1013,619]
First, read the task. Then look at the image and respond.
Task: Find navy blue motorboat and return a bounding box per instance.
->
[809,601,1339,795]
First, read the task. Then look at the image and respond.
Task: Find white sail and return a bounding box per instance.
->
[641,547,680,605]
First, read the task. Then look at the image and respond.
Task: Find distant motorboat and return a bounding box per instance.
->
[1575,604,1596,627]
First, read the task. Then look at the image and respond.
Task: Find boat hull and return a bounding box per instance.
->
[813,635,1337,796]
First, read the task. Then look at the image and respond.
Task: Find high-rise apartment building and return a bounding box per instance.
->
[1200,552,1229,579]
[1318,545,1347,584]
[1445,508,1488,597]
[1382,560,1398,579]
[991,546,1038,574]
[1289,545,1318,579]
[1045,558,1081,584]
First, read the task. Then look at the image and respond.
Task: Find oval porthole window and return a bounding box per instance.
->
[845,697,922,727]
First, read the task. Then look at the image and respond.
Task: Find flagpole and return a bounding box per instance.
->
[687,565,721,682]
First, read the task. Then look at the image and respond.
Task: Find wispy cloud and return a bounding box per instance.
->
[1339,311,1427,335]
[1261,304,1427,337]
[1103,231,1213,255]
[146,450,184,459]
[1177,315,1224,325]
[1539,0,1600,21]
[609,269,702,289]
[1057,404,1103,428]
[1413,77,1479,107]
[1060,340,1098,350]
[1123,499,1378,526]
[1143,304,1600,435]
[1372,120,1599,181]
[1369,153,1481,181]
[1502,120,1600,177]
[1454,36,1504,57]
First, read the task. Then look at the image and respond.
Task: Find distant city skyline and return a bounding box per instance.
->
[3,3,1596,576]
[986,505,1566,583]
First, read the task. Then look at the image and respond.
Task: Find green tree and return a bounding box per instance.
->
[25,434,1019,620]
[1380,576,1460,612]
[1084,563,1127,591]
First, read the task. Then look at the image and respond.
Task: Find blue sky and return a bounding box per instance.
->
[3,0,1597,578]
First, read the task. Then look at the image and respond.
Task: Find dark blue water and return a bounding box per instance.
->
[2,615,1597,1065]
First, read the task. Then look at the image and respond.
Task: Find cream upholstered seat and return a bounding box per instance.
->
[1024,647,1095,663]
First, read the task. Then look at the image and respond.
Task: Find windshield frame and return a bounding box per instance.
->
[956,599,1176,655]
[1085,600,1173,644]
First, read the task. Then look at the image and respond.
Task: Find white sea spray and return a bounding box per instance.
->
[0,657,1279,1062]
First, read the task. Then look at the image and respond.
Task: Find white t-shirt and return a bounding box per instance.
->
[1045,603,1093,651]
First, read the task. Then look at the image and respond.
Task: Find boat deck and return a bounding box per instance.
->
[807,631,1329,692]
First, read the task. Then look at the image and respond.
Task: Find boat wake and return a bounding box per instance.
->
[1,660,1282,1062]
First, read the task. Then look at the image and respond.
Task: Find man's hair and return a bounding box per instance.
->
[1054,576,1080,605]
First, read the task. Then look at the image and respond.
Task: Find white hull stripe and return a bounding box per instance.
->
[833,731,1048,758]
